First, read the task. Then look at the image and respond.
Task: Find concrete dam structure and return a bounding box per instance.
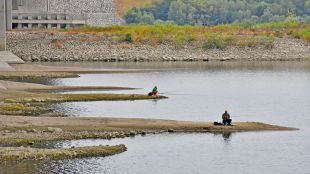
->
[1,0,124,50]
[10,0,123,29]
[1,0,9,50]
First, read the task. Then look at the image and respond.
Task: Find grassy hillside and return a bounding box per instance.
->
[60,21,310,49]
[115,0,159,17]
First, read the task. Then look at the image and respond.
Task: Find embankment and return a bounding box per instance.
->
[7,31,310,62]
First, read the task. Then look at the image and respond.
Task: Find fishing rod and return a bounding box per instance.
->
[159,91,179,94]
[158,91,191,96]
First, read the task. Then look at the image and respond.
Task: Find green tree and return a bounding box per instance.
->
[125,0,310,25]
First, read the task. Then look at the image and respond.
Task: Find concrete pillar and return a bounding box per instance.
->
[12,0,17,10]
[17,14,22,29]
[46,0,49,12]
[0,0,6,51]
[28,16,32,29]
[47,23,51,29]
[5,0,12,30]
[65,24,70,29]
[38,23,41,28]
[57,24,61,29]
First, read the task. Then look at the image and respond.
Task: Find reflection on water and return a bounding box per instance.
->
[219,132,232,142]
[1,62,310,174]
[1,131,309,174]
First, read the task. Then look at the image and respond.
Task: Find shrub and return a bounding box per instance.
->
[263,36,275,49]
[124,33,133,43]
[203,34,233,50]
[293,27,310,41]
[237,36,274,49]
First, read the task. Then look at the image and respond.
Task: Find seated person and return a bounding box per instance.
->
[222,110,232,126]
[149,86,158,96]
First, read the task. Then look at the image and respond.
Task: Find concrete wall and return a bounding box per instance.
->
[0,0,6,51]
[48,0,120,26]
[16,0,122,26]
[12,0,17,10]
[25,0,47,11]
[48,0,115,13]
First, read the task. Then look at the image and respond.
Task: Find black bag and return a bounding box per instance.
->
[214,122,223,126]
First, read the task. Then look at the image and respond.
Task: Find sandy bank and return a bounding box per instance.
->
[0,115,296,132]
[0,80,136,92]
[10,64,155,73]
[0,115,297,161]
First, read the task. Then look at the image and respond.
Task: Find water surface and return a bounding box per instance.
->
[1,62,310,174]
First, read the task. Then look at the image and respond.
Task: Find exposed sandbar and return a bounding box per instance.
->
[0,115,296,133]
[0,145,126,161]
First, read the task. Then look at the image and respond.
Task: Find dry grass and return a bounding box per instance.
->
[59,21,309,49]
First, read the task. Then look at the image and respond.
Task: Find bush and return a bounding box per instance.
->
[124,33,133,43]
[203,35,233,50]
[264,36,275,49]
[293,27,310,41]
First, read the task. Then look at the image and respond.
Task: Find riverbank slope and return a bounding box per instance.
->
[7,22,310,62]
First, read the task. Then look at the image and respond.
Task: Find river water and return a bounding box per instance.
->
[1,62,310,174]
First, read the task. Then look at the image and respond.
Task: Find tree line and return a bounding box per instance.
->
[124,0,310,25]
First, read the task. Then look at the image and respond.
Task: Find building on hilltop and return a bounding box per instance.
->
[9,0,124,29]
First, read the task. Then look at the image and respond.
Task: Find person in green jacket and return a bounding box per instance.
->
[149,86,158,96]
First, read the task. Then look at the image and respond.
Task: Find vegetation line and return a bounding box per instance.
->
[59,21,310,49]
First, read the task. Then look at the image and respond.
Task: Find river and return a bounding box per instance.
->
[1,61,310,174]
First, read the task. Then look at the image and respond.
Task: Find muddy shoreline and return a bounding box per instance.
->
[0,63,297,162]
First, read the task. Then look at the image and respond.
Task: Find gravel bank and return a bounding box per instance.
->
[7,31,310,62]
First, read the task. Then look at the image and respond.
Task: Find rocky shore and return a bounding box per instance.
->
[7,31,310,62]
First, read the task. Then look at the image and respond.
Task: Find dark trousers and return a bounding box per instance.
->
[223,119,232,125]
